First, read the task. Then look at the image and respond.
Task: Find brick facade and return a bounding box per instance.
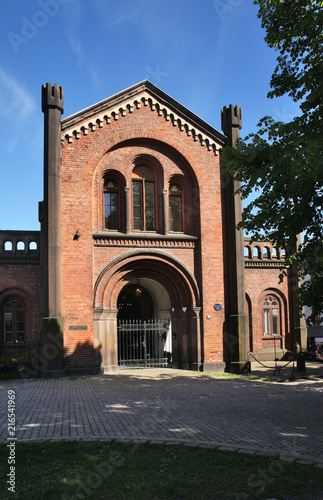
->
[0,231,41,347]
[0,81,303,377]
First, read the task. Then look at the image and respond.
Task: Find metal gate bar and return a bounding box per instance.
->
[117,319,169,368]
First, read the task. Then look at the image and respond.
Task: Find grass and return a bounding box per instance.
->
[0,440,322,499]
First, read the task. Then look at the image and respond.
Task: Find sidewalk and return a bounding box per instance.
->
[249,359,323,381]
[1,367,323,468]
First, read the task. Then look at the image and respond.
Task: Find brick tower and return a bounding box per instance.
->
[221,105,249,372]
[40,83,65,377]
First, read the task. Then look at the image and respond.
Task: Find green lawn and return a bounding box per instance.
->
[0,440,322,499]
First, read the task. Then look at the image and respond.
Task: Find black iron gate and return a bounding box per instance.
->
[117,319,170,368]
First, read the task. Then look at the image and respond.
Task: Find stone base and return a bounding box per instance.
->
[103,365,119,374]
[66,367,101,376]
[41,369,67,378]
[202,362,226,373]
[229,361,251,374]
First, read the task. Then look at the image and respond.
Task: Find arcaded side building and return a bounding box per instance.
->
[0,81,306,377]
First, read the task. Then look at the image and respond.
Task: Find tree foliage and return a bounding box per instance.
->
[221,0,323,324]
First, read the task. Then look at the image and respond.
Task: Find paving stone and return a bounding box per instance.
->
[237,449,257,456]
[295,459,318,465]
[217,446,239,453]
[0,370,322,467]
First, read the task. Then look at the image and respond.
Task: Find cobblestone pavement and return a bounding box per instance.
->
[1,368,323,467]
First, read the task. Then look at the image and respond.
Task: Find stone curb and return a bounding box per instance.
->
[4,435,323,468]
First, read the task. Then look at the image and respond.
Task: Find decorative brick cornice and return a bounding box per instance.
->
[61,83,224,155]
[93,232,197,248]
[244,260,284,269]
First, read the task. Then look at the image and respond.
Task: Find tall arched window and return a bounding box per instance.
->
[263,295,280,336]
[3,297,25,343]
[169,184,183,232]
[132,165,156,231]
[104,179,119,230]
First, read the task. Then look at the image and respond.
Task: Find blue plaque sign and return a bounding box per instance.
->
[213,303,222,312]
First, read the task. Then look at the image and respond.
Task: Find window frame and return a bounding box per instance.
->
[2,296,25,344]
[132,165,156,232]
[103,178,119,231]
[262,295,280,336]
[169,183,184,232]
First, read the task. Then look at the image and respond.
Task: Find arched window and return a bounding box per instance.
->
[4,241,13,251]
[263,295,280,336]
[3,297,25,343]
[169,184,183,232]
[244,246,251,258]
[253,246,261,259]
[104,179,119,230]
[132,165,156,231]
[17,241,25,251]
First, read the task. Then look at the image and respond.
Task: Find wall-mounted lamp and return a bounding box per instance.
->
[73,231,80,241]
[135,279,142,297]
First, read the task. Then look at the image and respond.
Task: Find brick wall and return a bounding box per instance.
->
[60,97,225,366]
[0,231,41,346]
[244,239,290,354]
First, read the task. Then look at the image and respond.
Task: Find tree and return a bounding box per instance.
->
[221,0,323,325]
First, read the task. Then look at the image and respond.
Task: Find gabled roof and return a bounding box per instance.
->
[61,81,226,152]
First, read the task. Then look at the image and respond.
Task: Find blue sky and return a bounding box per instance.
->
[0,0,300,231]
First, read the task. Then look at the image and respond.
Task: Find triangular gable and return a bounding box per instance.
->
[61,81,226,155]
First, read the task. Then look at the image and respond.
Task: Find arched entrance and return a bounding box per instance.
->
[117,280,171,368]
[117,283,154,321]
[93,250,201,373]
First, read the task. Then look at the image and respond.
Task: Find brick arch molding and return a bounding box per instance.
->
[93,249,200,311]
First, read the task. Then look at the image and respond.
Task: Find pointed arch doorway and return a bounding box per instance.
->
[117,279,172,368]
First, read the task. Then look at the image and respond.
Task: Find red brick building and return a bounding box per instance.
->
[0,81,305,377]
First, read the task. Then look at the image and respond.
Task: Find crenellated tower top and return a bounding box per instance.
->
[221,104,242,147]
[42,82,64,114]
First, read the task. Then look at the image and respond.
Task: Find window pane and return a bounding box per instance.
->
[145,182,154,195]
[133,181,142,194]
[5,331,13,342]
[170,184,181,194]
[169,194,182,232]
[133,206,142,218]
[145,182,155,231]
[272,309,279,335]
[104,180,117,191]
[134,218,142,231]
[169,206,174,231]
[104,193,118,229]
[133,194,142,205]
[4,312,13,342]
[133,181,143,230]
[264,309,270,335]
[174,218,182,232]
[3,298,25,343]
